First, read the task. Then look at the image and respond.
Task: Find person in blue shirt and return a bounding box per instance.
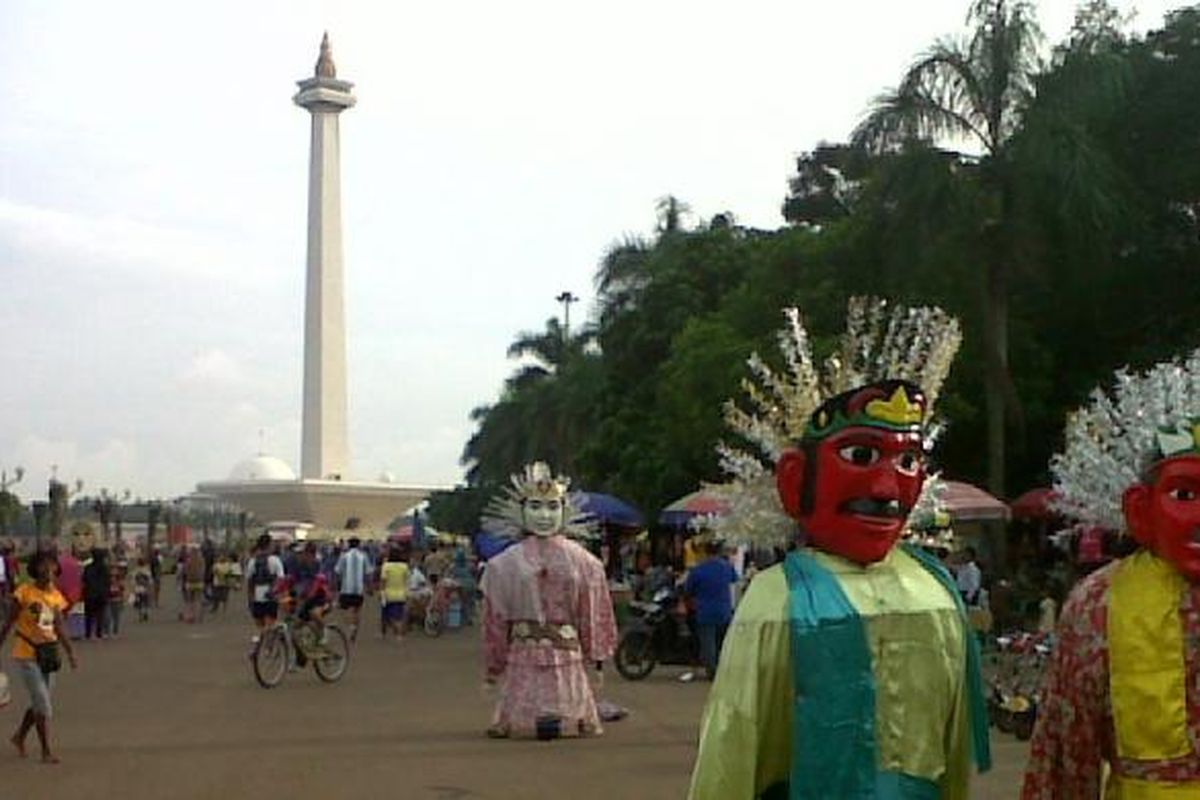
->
[683,540,738,680]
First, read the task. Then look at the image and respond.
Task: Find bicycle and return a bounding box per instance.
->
[421,578,464,637]
[251,603,350,688]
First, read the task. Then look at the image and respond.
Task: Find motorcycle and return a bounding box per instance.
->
[614,586,699,680]
[983,631,1051,741]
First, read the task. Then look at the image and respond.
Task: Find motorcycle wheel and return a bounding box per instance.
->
[615,630,657,681]
[1014,709,1037,741]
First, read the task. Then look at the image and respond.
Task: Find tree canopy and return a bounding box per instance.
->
[431,3,1200,533]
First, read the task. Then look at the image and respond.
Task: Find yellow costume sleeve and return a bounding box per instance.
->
[688,566,792,800]
[938,649,973,800]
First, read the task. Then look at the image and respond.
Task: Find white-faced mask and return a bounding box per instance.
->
[522,497,564,537]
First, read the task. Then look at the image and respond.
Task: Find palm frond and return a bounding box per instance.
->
[853,41,992,154]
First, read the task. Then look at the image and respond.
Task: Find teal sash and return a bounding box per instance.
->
[782,547,990,800]
[783,550,878,798]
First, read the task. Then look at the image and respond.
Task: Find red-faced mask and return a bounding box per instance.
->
[1123,454,1200,581]
[777,428,927,565]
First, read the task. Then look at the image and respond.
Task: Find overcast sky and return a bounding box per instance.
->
[0,0,1183,502]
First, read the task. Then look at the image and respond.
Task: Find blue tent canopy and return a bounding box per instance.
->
[572,491,644,528]
[474,532,517,561]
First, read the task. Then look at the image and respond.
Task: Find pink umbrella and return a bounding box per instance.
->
[942,481,1010,522]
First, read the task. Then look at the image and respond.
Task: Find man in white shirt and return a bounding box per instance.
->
[334,537,370,641]
[245,534,286,637]
[955,546,982,606]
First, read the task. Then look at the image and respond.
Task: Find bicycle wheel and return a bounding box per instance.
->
[313,624,350,683]
[253,626,289,688]
[423,608,443,638]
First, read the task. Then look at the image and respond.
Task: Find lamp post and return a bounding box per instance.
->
[555,291,579,342]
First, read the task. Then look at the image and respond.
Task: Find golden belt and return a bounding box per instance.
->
[509,621,581,650]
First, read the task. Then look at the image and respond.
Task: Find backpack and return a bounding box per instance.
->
[249,555,274,603]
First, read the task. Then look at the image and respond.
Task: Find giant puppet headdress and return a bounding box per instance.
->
[1051,347,1200,533]
[707,297,962,547]
[480,461,596,540]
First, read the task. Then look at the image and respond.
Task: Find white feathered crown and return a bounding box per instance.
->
[480,461,595,539]
[706,297,962,547]
[1052,348,1200,533]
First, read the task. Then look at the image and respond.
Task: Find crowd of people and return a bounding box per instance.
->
[162,532,481,643]
[0,524,485,766]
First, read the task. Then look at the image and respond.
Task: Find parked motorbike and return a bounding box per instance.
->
[983,631,1051,741]
[615,587,699,680]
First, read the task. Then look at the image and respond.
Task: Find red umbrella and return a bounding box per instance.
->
[1010,488,1060,521]
[658,489,731,528]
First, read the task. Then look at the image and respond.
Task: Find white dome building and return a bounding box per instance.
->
[197,453,429,533]
[228,455,297,482]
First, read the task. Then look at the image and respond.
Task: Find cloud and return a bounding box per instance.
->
[180,348,248,388]
[0,199,269,286]
[9,435,140,502]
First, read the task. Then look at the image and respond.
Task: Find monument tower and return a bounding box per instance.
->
[294,33,354,480]
[197,34,433,534]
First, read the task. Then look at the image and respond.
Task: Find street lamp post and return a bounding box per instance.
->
[555,291,579,342]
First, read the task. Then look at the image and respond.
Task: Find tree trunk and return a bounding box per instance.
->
[146,505,160,562]
[984,258,1009,498]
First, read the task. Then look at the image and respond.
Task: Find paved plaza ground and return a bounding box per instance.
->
[4,596,1028,799]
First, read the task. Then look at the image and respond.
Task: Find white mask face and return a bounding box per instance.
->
[522,498,564,537]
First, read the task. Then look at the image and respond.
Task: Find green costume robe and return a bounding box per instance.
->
[688,546,980,799]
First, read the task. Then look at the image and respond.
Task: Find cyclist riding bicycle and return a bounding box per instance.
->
[276,544,332,657]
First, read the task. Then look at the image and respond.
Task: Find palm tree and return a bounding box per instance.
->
[852,0,1043,496]
[595,235,651,325]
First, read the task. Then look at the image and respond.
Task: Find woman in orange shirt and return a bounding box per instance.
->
[0,551,78,764]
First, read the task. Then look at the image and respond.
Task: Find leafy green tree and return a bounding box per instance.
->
[426,485,495,535]
[0,490,22,537]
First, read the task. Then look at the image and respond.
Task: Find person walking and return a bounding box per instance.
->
[181,545,206,624]
[683,540,738,680]
[210,553,234,614]
[378,548,410,640]
[0,551,78,764]
[132,556,152,622]
[0,540,13,628]
[955,546,983,606]
[81,549,110,641]
[334,537,370,642]
[450,549,477,626]
[149,547,162,608]
[105,551,129,638]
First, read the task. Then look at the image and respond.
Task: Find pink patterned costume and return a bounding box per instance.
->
[481,535,617,738]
